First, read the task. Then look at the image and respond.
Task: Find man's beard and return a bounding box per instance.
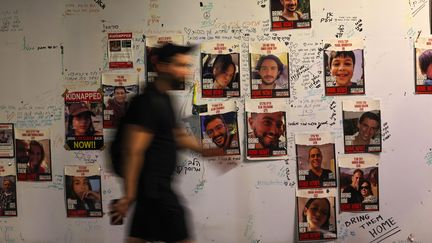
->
[256,131,279,148]
[158,73,183,90]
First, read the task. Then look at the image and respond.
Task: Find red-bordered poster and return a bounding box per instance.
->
[102,72,139,128]
[324,39,365,96]
[297,188,337,241]
[0,124,14,158]
[199,100,240,157]
[63,90,104,150]
[342,99,381,153]
[0,159,17,216]
[108,32,133,69]
[15,129,52,181]
[201,41,240,98]
[246,99,287,160]
[339,154,379,212]
[65,164,103,217]
[414,36,432,94]
[145,35,185,90]
[295,132,336,189]
[270,0,311,31]
[249,42,289,99]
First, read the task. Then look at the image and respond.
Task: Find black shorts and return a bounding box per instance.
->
[129,191,189,242]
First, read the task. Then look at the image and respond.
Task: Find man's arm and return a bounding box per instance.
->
[111,124,154,220]
[174,128,202,153]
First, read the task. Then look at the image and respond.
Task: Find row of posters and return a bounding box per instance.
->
[196,99,381,158]
[201,40,365,97]
[115,33,432,96]
[0,162,103,218]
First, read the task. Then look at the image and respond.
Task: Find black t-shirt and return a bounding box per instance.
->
[124,83,178,198]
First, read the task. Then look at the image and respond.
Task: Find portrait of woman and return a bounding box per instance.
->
[66,176,101,211]
[210,54,236,89]
[27,140,48,174]
[66,102,98,136]
[360,180,377,204]
[302,198,331,232]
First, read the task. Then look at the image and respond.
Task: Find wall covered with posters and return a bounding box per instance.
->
[0,0,431,242]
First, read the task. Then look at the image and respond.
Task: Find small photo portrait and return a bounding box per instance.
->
[415,48,432,93]
[65,175,102,217]
[246,111,287,159]
[0,175,17,215]
[201,53,240,97]
[297,196,337,241]
[339,167,379,212]
[324,49,365,95]
[65,102,103,137]
[0,128,12,145]
[250,53,289,91]
[200,112,240,157]
[270,0,311,30]
[109,40,121,52]
[0,124,14,158]
[343,110,381,153]
[296,144,336,188]
[15,138,51,181]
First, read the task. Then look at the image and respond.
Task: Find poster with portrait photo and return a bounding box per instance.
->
[295,132,336,189]
[198,100,240,157]
[108,32,133,69]
[245,99,287,160]
[414,36,432,94]
[65,164,103,217]
[201,41,240,98]
[63,90,104,150]
[0,160,17,216]
[0,124,14,158]
[339,154,379,212]
[270,0,311,31]
[145,35,185,90]
[296,188,337,241]
[102,72,139,128]
[15,129,52,181]
[249,42,289,99]
[324,39,365,96]
[342,99,381,153]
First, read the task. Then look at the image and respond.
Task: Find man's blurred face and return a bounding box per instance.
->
[166,54,193,81]
[352,171,363,187]
[249,112,284,148]
[281,0,298,12]
[113,88,127,104]
[3,180,11,192]
[205,117,229,148]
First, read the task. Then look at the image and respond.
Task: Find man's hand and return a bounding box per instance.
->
[109,196,134,224]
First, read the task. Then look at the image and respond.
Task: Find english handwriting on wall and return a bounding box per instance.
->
[356,214,401,242]
[0,10,22,32]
